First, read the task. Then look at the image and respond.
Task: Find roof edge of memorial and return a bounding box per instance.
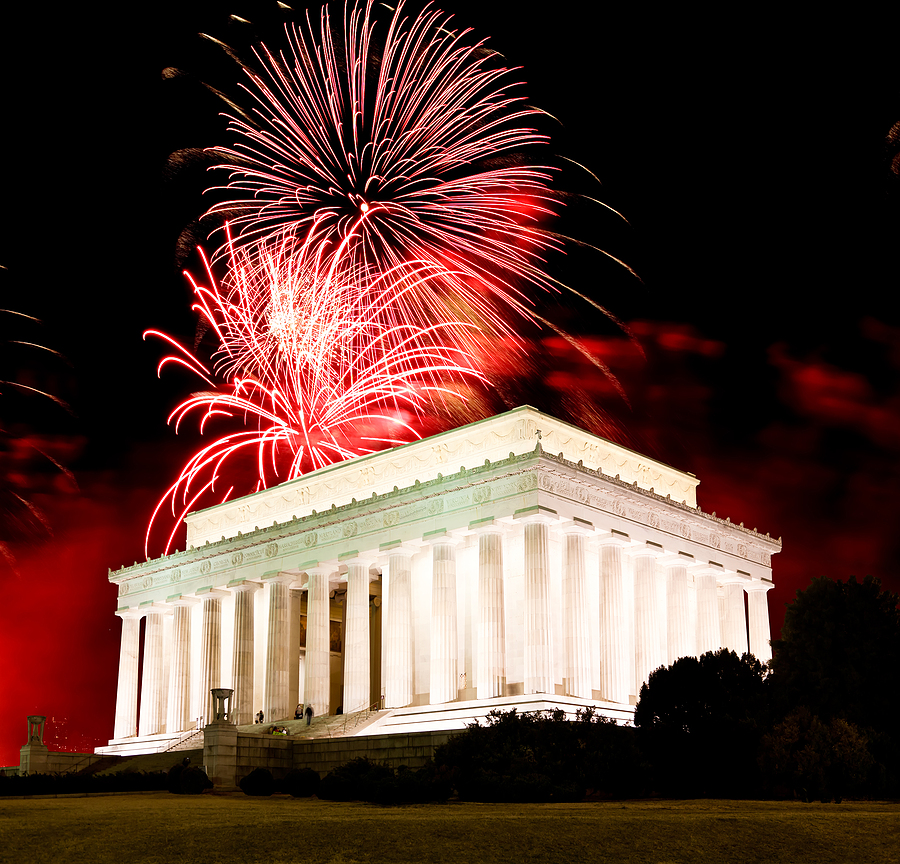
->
[182,405,699,523]
[109,442,779,582]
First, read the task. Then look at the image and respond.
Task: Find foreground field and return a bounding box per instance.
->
[1,793,897,864]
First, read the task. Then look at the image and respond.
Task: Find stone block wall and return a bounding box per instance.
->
[204,728,455,787]
[291,731,453,777]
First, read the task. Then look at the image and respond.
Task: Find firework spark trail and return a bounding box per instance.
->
[144,234,484,556]
[207,0,563,356]
[145,2,639,554]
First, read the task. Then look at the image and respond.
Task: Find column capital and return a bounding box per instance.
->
[297,559,338,575]
[694,561,727,579]
[422,528,463,547]
[339,550,377,567]
[658,551,700,569]
[468,517,505,536]
[294,561,338,590]
[139,601,171,616]
[115,606,143,620]
[377,541,417,559]
[594,529,631,549]
[196,587,229,600]
[744,579,774,593]
[718,570,750,586]
[558,517,594,536]
[167,593,201,607]
[627,540,666,559]
[260,571,295,586]
[227,578,262,594]
[513,505,558,525]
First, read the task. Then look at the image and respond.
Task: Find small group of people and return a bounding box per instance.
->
[252,705,314,727]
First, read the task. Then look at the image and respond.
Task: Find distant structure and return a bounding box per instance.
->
[99,406,780,756]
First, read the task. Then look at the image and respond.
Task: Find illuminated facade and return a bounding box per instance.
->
[100,406,779,755]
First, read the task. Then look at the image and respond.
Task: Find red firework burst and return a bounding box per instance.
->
[207,0,562,349]
[145,230,484,556]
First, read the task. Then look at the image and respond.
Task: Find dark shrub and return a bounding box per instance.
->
[319,757,390,802]
[317,757,449,804]
[283,768,320,798]
[167,763,185,794]
[0,770,170,797]
[758,708,875,802]
[239,767,275,796]
[435,707,646,801]
[180,766,213,795]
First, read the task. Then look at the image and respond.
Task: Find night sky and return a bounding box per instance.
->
[1,2,897,765]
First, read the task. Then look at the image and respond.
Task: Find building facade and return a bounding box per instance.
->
[101,407,780,754]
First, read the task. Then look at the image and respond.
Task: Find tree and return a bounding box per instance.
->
[758,707,874,802]
[634,650,770,796]
[769,575,900,794]
[770,576,900,735]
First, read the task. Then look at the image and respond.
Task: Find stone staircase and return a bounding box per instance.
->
[71,754,122,776]
[235,706,391,741]
[92,749,204,776]
[166,728,205,752]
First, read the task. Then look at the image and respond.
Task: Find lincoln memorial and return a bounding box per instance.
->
[100,406,780,755]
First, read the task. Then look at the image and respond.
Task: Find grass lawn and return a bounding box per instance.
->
[1,793,897,864]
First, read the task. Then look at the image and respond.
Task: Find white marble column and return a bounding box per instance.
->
[288,588,302,716]
[665,559,692,665]
[343,556,373,713]
[597,534,631,704]
[230,581,260,726]
[695,570,721,656]
[561,521,592,698]
[520,511,555,695]
[113,610,141,739]
[722,577,749,655]
[746,581,773,662]
[197,589,227,728]
[167,597,198,734]
[303,566,332,717]
[632,544,665,694]
[475,523,506,699]
[139,607,166,735]
[383,548,413,708]
[264,574,293,722]
[427,533,459,705]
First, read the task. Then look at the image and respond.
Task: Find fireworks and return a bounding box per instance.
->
[207,0,561,350]
[145,231,484,556]
[147,2,635,555]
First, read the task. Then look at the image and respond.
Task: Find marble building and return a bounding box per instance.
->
[100,406,779,754]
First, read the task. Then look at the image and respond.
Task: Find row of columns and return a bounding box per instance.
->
[114,521,772,739]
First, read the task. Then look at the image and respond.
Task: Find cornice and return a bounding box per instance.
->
[181,405,700,547]
[110,444,780,605]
